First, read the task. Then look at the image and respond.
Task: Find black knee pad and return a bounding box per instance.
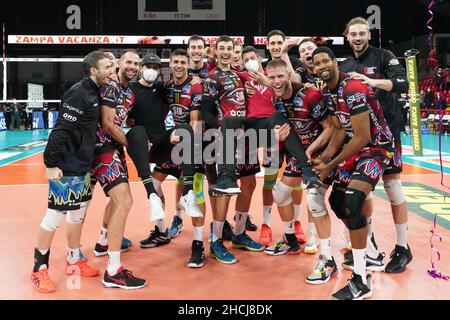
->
[328,189,346,220]
[344,188,367,230]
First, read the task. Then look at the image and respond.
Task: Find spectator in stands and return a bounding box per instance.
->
[42,102,49,129]
[25,105,33,130]
[4,102,12,130]
[11,100,20,130]
[424,87,434,109]
[419,88,425,108]
[435,92,446,110]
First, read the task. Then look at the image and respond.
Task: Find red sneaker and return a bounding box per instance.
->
[294,221,307,244]
[258,223,273,247]
[66,259,99,277]
[31,269,57,293]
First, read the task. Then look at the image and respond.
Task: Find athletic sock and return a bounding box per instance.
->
[98,226,108,246]
[142,176,157,198]
[107,251,121,276]
[294,204,301,221]
[263,205,272,226]
[395,223,408,249]
[234,211,248,236]
[212,220,224,242]
[182,175,194,196]
[34,247,50,272]
[67,247,80,265]
[193,226,204,242]
[156,219,166,233]
[352,248,367,285]
[319,238,332,260]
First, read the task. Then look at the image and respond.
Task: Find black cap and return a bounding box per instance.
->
[141,54,161,66]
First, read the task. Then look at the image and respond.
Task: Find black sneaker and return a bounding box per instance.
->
[102,267,146,290]
[93,240,130,257]
[187,240,205,268]
[210,175,241,195]
[343,233,379,261]
[342,252,386,272]
[245,216,257,232]
[301,165,323,189]
[385,244,413,273]
[223,219,234,241]
[331,273,372,300]
[232,214,258,232]
[139,226,171,248]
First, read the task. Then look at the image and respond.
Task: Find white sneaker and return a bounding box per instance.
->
[179,190,203,218]
[304,233,319,254]
[148,193,165,221]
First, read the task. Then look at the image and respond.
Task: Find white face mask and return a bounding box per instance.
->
[245,59,259,72]
[143,68,158,82]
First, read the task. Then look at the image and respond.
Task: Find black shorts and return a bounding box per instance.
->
[383,134,402,175]
[333,147,393,189]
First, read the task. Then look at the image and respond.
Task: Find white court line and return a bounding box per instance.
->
[0,151,44,168]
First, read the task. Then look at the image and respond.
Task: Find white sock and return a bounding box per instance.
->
[175,209,182,218]
[234,211,248,235]
[366,234,379,259]
[294,204,301,221]
[367,216,373,237]
[98,226,108,245]
[283,219,295,234]
[395,223,408,249]
[156,219,166,233]
[67,247,80,265]
[212,220,224,242]
[263,205,272,226]
[308,222,317,235]
[352,248,367,285]
[319,238,332,260]
[193,226,204,242]
[107,251,121,276]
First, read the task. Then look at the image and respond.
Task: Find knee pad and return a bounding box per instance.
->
[263,168,278,190]
[307,187,328,218]
[365,191,373,200]
[272,181,293,206]
[66,201,88,224]
[383,179,406,206]
[329,189,346,220]
[344,188,367,230]
[153,178,164,197]
[40,209,65,232]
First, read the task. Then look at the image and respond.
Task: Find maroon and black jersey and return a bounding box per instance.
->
[165,77,202,125]
[274,83,328,147]
[202,67,246,127]
[323,72,393,150]
[96,80,134,154]
[188,62,209,79]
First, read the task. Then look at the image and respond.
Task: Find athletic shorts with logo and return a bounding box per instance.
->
[333,147,393,189]
[91,149,128,195]
[48,172,92,211]
[383,134,402,175]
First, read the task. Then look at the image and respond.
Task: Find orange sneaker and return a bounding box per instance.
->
[31,269,57,293]
[66,259,99,277]
[258,224,273,247]
[294,221,307,244]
